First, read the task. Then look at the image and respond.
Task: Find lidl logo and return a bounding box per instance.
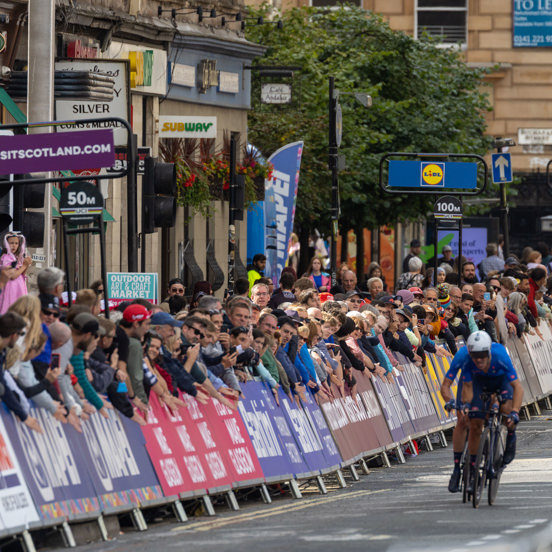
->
[421,162,445,187]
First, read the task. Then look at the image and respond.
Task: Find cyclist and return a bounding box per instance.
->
[441,331,523,492]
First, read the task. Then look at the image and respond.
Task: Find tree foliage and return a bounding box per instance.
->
[245,6,493,233]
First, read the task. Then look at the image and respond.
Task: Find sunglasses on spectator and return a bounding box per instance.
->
[95,288,104,295]
[349,298,363,304]
[191,327,205,339]
[171,287,185,294]
[42,309,60,318]
[491,286,500,291]
[18,330,26,336]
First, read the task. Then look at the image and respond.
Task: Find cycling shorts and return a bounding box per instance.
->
[468,374,513,420]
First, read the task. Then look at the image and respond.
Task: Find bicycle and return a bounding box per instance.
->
[470,391,508,508]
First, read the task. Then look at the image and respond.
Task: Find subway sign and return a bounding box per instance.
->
[158,116,217,139]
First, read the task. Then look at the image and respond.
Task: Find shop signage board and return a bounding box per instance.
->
[388,160,478,190]
[55,59,130,146]
[158,116,217,139]
[107,272,159,305]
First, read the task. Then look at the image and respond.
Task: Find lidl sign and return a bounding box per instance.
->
[388,160,477,190]
[421,162,444,187]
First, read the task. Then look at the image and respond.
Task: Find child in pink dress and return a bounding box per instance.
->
[0,232,32,314]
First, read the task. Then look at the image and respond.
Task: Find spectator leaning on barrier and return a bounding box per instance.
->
[119,304,152,409]
[0,312,42,432]
[70,312,112,418]
[528,267,547,322]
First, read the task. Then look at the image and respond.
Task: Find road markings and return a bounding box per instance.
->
[481,535,501,540]
[514,524,535,529]
[502,529,520,534]
[171,488,389,533]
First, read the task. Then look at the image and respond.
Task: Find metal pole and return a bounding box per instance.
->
[27,0,54,266]
[127,134,138,272]
[98,214,110,319]
[497,145,510,259]
[328,76,338,289]
[62,219,72,307]
[458,209,463,285]
[227,135,237,295]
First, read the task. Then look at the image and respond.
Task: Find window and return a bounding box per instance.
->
[415,0,467,46]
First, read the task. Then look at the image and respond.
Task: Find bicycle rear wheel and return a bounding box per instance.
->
[488,426,507,505]
[473,428,490,509]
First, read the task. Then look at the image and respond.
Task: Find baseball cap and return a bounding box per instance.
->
[443,245,453,252]
[71,312,100,335]
[123,304,152,323]
[505,257,519,266]
[410,239,421,248]
[319,292,334,304]
[409,287,424,296]
[345,290,362,299]
[277,315,301,327]
[151,311,184,327]
[396,308,411,321]
[378,295,399,308]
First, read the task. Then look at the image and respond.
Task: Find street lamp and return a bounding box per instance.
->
[328,76,371,288]
[492,136,515,259]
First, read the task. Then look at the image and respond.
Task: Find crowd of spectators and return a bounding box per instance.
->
[0,238,549,434]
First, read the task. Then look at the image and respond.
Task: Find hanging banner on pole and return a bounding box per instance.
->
[263,141,303,284]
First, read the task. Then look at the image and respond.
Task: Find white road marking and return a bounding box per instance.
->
[502,529,521,534]
[481,535,502,540]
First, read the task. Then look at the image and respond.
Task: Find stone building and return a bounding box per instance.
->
[0,0,264,297]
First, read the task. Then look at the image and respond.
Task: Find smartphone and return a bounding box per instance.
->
[236,344,244,354]
[10,261,17,268]
[418,319,425,325]
[117,381,128,393]
[483,292,491,301]
[50,353,61,370]
[229,346,237,354]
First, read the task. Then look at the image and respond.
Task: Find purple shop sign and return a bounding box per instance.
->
[0,129,115,174]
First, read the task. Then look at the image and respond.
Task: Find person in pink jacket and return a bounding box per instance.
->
[305,256,330,292]
[0,232,32,314]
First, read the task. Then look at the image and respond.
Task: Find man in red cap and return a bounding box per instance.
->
[120,304,151,408]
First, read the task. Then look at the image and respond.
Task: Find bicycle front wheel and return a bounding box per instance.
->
[473,428,490,509]
[488,426,507,505]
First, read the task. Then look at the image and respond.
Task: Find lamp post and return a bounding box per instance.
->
[492,136,515,259]
[328,76,371,288]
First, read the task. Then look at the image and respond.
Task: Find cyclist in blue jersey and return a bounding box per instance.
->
[441,331,523,492]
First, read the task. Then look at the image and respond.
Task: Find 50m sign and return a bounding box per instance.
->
[59,182,104,224]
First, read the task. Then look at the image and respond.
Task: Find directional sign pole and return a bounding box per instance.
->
[492,151,512,258]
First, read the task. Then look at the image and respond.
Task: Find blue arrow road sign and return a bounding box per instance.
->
[491,153,512,183]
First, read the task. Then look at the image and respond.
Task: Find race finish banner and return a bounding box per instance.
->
[107,272,159,306]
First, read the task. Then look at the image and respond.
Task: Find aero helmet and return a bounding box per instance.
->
[466,331,492,355]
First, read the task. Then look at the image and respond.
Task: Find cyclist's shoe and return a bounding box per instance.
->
[448,467,461,493]
[503,432,517,465]
[466,470,475,494]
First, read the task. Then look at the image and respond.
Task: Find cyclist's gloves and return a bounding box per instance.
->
[508,410,520,425]
[444,400,455,413]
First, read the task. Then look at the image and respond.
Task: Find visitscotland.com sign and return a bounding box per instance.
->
[0,129,115,175]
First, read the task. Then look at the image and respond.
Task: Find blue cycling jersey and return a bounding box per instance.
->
[445,342,518,384]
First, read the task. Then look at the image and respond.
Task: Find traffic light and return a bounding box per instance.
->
[13,175,44,247]
[142,157,177,234]
[0,175,13,233]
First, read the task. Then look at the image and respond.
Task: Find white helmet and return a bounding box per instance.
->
[467,331,492,355]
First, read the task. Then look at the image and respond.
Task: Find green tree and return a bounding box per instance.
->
[246,6,493,244]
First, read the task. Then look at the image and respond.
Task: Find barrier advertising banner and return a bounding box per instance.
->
[238,383,303,480]
[0,413,40,531]
[78,409,162,511]
[524,323,552,396]
[279,391,328,475]
[1,405,101,521]
[511,335,543,400]
[425,354,456,425]
[371,375,411,443]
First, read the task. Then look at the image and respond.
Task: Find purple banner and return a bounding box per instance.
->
[0,129,115,174]
[77,410,163,511]
[279,390,329,475]
[238,382,308,479]
[300,391,342,469]
[1,404,101,521]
